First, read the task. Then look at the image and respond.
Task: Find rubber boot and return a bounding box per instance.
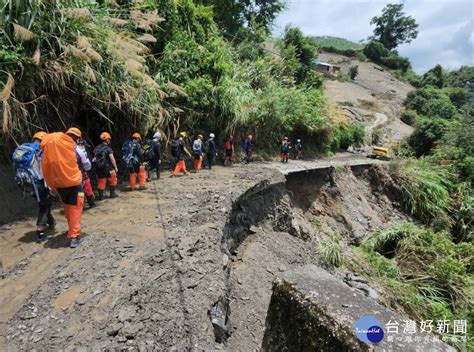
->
[97,190,104,201]
[86,194,96,208]
[109,186,118,198]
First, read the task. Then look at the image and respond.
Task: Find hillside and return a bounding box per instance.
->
[319,52,414,144]
[311,36,364,51]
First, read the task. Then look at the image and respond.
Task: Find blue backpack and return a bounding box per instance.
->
[12,143,42,202]
[122,140,140,167]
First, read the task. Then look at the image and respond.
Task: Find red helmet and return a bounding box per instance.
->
[132,132,141,140]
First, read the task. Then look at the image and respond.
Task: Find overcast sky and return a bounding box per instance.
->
[274,0,474,73]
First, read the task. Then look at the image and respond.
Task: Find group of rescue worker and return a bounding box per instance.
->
[16,128,301,248]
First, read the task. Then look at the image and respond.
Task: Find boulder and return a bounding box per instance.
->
[262,265,455,352]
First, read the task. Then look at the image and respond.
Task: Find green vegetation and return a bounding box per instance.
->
[0,0,361,156]
[348,65,358,80]
[310,36,364,57]
[350,223,473,350]
[389,160,451,223]
[363,40,411,72]
[319,235,344,268]
[369,3,418,50]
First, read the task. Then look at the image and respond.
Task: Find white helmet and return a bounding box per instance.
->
[297,139,301,143]
[209,133,215,139]
[153,131,161,139]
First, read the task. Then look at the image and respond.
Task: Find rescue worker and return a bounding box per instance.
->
[295,139,303,160]
[66,127,96,208]
[31,132,55,242]
[147,131,162,181]
[224,135,234,166]
[192,134,204,172]
[93,132,118,200]
[172,132,192,177]
[41,131,84,248]
[243,134,253,164]
[206,133,217,169]
[280,136,290,163]
[126,133,146,190]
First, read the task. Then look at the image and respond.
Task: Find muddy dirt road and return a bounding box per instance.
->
[0,154,387,351]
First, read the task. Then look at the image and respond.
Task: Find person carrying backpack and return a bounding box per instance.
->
[93,132,118,200]
[295,139,303,160]
[13,131,55,242]
[206,133,217,169]
[146,131,162,181]
[172,132,192,177]
[224,135,234,166]
[280,136,290,163]
[41,132,84,248]
[66,128,96,208]
[243,134,253,164]
[192,134,204,172]
[123,133,146,190]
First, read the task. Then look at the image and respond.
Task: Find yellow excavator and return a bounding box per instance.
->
[369,144,391,160]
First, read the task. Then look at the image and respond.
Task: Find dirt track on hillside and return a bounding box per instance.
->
[319,52,414,144]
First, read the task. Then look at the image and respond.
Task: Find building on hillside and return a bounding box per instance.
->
[313,60,341,77]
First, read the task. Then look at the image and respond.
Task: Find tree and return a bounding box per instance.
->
[349,65,359,80]
[421,64,445,89]
[197,0,285,35]
[281,25,318,84]
[370,3,418,50]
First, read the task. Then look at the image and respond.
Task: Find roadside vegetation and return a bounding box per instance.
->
[0,0,364,160]
[325,4,474,349]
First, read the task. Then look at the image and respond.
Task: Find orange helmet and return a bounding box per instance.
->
[32,131,47,141]
[132,132,141,140]
[66,127,82,138]
[100,132,112,140]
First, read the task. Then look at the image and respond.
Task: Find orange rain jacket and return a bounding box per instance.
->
[41,132,82,188]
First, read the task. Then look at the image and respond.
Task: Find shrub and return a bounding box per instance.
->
[319,236,344,268]
[421,64,445,88]
[335,123,365,149]
[349,65,358,80]
[380,55,411,73]
[401,109,418,125]
[356,222,474,339]
[405,87,457,120]
[444,87,469,108]
[364,251,400,278]
[363,40,390,61]
[363,222,418,257]
[408,118,449,156]
[389,160,451,222]
[319,46,360,57]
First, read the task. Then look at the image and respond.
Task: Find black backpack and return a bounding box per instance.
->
[93,145,108,170]
[171,140,180,157]
[143,141,155,160]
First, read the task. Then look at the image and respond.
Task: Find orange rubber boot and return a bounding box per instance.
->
[129,173,137,190]
[109,171,118,186]
[67,194,84,238]
[97,178,107,191]
[197,157,202,171]
[138,166,146,188]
